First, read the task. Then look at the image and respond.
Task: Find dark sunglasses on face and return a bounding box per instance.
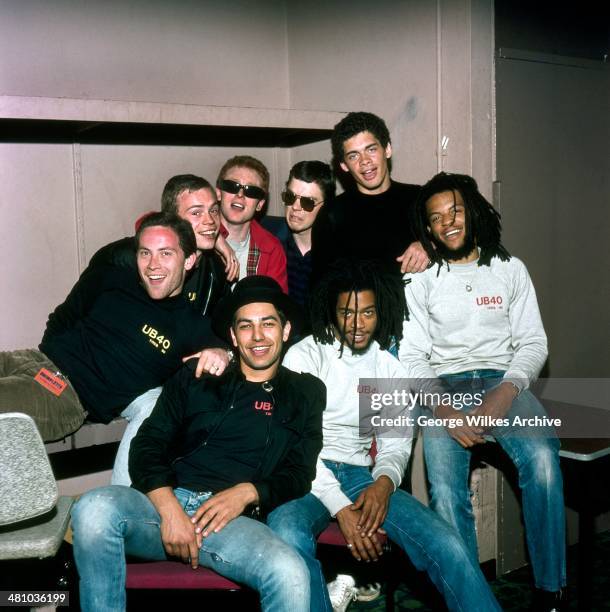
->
[219,179,266,201]
[281,189,322,212]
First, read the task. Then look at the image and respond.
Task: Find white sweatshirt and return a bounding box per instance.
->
[283,337,413,516]
[399,256,548,391]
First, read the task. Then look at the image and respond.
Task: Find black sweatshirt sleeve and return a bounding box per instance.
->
[41,263,135,346]
[87,236,138,271]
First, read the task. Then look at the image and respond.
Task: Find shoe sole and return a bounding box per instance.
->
[356,583,382,602]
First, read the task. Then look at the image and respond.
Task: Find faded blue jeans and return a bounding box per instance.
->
[267,461,501,612]
[72,485,310,612]
[423,370,566,592]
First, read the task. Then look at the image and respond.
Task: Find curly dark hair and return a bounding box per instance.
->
[309,258,407,354]
[330,112,391,164]
[414,172,511,269]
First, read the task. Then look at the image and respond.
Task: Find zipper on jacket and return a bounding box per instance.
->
[171,379,240,465]
[251,383,276,480]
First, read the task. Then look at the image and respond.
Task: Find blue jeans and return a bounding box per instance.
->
[111,387,163,486]
[423,370,566,591]
[267,461,501,612]
[72,485,310,612]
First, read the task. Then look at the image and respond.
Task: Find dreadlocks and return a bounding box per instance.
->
[414,172,511,269]
[309,258,408,354]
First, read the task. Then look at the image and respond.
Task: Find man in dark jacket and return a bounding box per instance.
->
[71,276,326,612]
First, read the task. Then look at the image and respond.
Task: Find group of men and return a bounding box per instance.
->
[0,111,566,612]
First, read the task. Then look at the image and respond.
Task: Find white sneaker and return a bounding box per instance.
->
[327,573,357,612]
[355,582,382,602]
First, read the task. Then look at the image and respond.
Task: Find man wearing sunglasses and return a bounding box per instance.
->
[281,161,335,308]
[217,155,288,292]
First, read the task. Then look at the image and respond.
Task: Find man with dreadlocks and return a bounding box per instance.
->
[399,172,566,611]
[268,259,501,612]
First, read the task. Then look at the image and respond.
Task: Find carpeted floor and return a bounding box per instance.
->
[1,530,608,610]
[350,529,610,611]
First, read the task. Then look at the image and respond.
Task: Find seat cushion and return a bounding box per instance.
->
[0,496,73,560]
[126,561,242,590]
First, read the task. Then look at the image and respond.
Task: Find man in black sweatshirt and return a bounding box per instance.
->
[71,276,325,612]
[0,213,227,443]
[78,175,237,483]
[311,111,430,279]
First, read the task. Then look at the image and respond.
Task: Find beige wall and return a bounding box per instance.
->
[0,0,289,108]
[0,0,494,351]
[0,144,79,348]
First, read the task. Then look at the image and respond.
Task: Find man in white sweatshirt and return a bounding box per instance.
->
[269,259,501,612]
[399,172,565,611]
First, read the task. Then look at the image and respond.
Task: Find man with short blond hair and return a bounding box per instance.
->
[91,174,235,317]
[217,155,288,291]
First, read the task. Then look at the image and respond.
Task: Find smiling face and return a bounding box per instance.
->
[175,188,220,252]
[284,178,325,235]
[230,302,291,382]
[334,289,378,354]
[425,190,478,263]
[217,166,266,227]
[339,131,392,195]
[136,226,196,299]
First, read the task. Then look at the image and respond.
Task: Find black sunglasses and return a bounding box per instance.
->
[281,189,322,212]
[219,179,266,200]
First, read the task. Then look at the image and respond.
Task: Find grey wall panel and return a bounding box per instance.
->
[496,55,610,379]
[286,0,439,184]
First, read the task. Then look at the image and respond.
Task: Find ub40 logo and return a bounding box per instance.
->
[142,325,171,354]
[255,401,273,416]
[476,296,503,308]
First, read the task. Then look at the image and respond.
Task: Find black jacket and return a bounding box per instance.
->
[129,362,326,515]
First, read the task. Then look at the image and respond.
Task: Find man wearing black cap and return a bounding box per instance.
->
[71,276,326,612]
